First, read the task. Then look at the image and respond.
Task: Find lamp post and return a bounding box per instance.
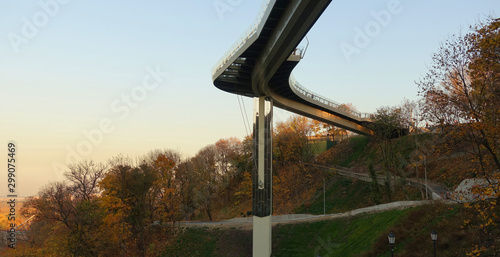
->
[431,230,437,257]
[388,232,396,257]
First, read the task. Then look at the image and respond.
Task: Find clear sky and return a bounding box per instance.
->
[1,0,499,196]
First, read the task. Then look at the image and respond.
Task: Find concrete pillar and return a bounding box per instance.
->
[252,96,273,257]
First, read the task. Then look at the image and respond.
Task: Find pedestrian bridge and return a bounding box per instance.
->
[211,0,373,135]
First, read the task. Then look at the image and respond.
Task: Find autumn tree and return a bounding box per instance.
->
[272,115,324,213]
[371,107,398,200]
[176,160,198,220]
[315,103,359,140]
[96,151,183,256]
[176,138,247,220]
[147,150,182,228]
[274,115,316,167]
[214,137,243,201]
[369,102,417,201]
[232,135,254,206]
[191,144,218,221]
[18,162,120,257]
[417,17,500,255]
[215,138,242,177]
[468,18,500,174]
[65,160,106,201]
[418,20,499,175]
[99,163,157,256]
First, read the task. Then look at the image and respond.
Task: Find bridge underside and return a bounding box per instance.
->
[213,0,373,135]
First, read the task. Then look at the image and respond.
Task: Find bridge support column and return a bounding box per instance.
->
[252,96,273,257]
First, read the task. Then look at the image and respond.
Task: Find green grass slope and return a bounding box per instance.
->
[273,208,409,257]
[295,176,374,215]
[161,208,410,257]
[162,203,499,256]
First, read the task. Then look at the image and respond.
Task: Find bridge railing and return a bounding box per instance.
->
[211,0,272,77]
[289,75,373,120]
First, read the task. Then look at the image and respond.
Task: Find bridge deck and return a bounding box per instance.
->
[212,0,373,135]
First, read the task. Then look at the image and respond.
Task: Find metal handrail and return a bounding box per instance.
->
[211,0,272,76]
[289,75,373,119]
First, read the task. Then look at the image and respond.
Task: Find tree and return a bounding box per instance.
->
[99,163,157,257]
[370,104,416,201]
[19,161,122,257]
[151,152,181,228]
[215,138,243,201]
[399,98,418,133]
[274,115,315,167]
[417,17,500,255]
[328,103,359,139]
[418,20,499,175]
[176,160,198,220]
[468,18,500,173]
[191,145,218,221]
[272,115,324,213]
[371,105,409,139]
[65,160,106,201]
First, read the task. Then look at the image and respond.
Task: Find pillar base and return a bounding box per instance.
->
[253,215,272,257]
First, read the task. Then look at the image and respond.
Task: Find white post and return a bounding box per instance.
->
[252,96,272,257]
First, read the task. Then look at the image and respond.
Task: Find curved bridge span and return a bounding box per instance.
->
[211,1,374,255]
[212,0,373,135]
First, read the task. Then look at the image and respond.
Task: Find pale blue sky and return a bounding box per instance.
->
[0,0,498,196]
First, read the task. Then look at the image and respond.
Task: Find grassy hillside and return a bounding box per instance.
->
[295,176,374,214]
[162,227,252,257]
[161,208,410,257]
[295,175,422,215]
[273,208,408,257]
[160,133,500,256]
[318,134,432,170]
[162,202,497,256]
